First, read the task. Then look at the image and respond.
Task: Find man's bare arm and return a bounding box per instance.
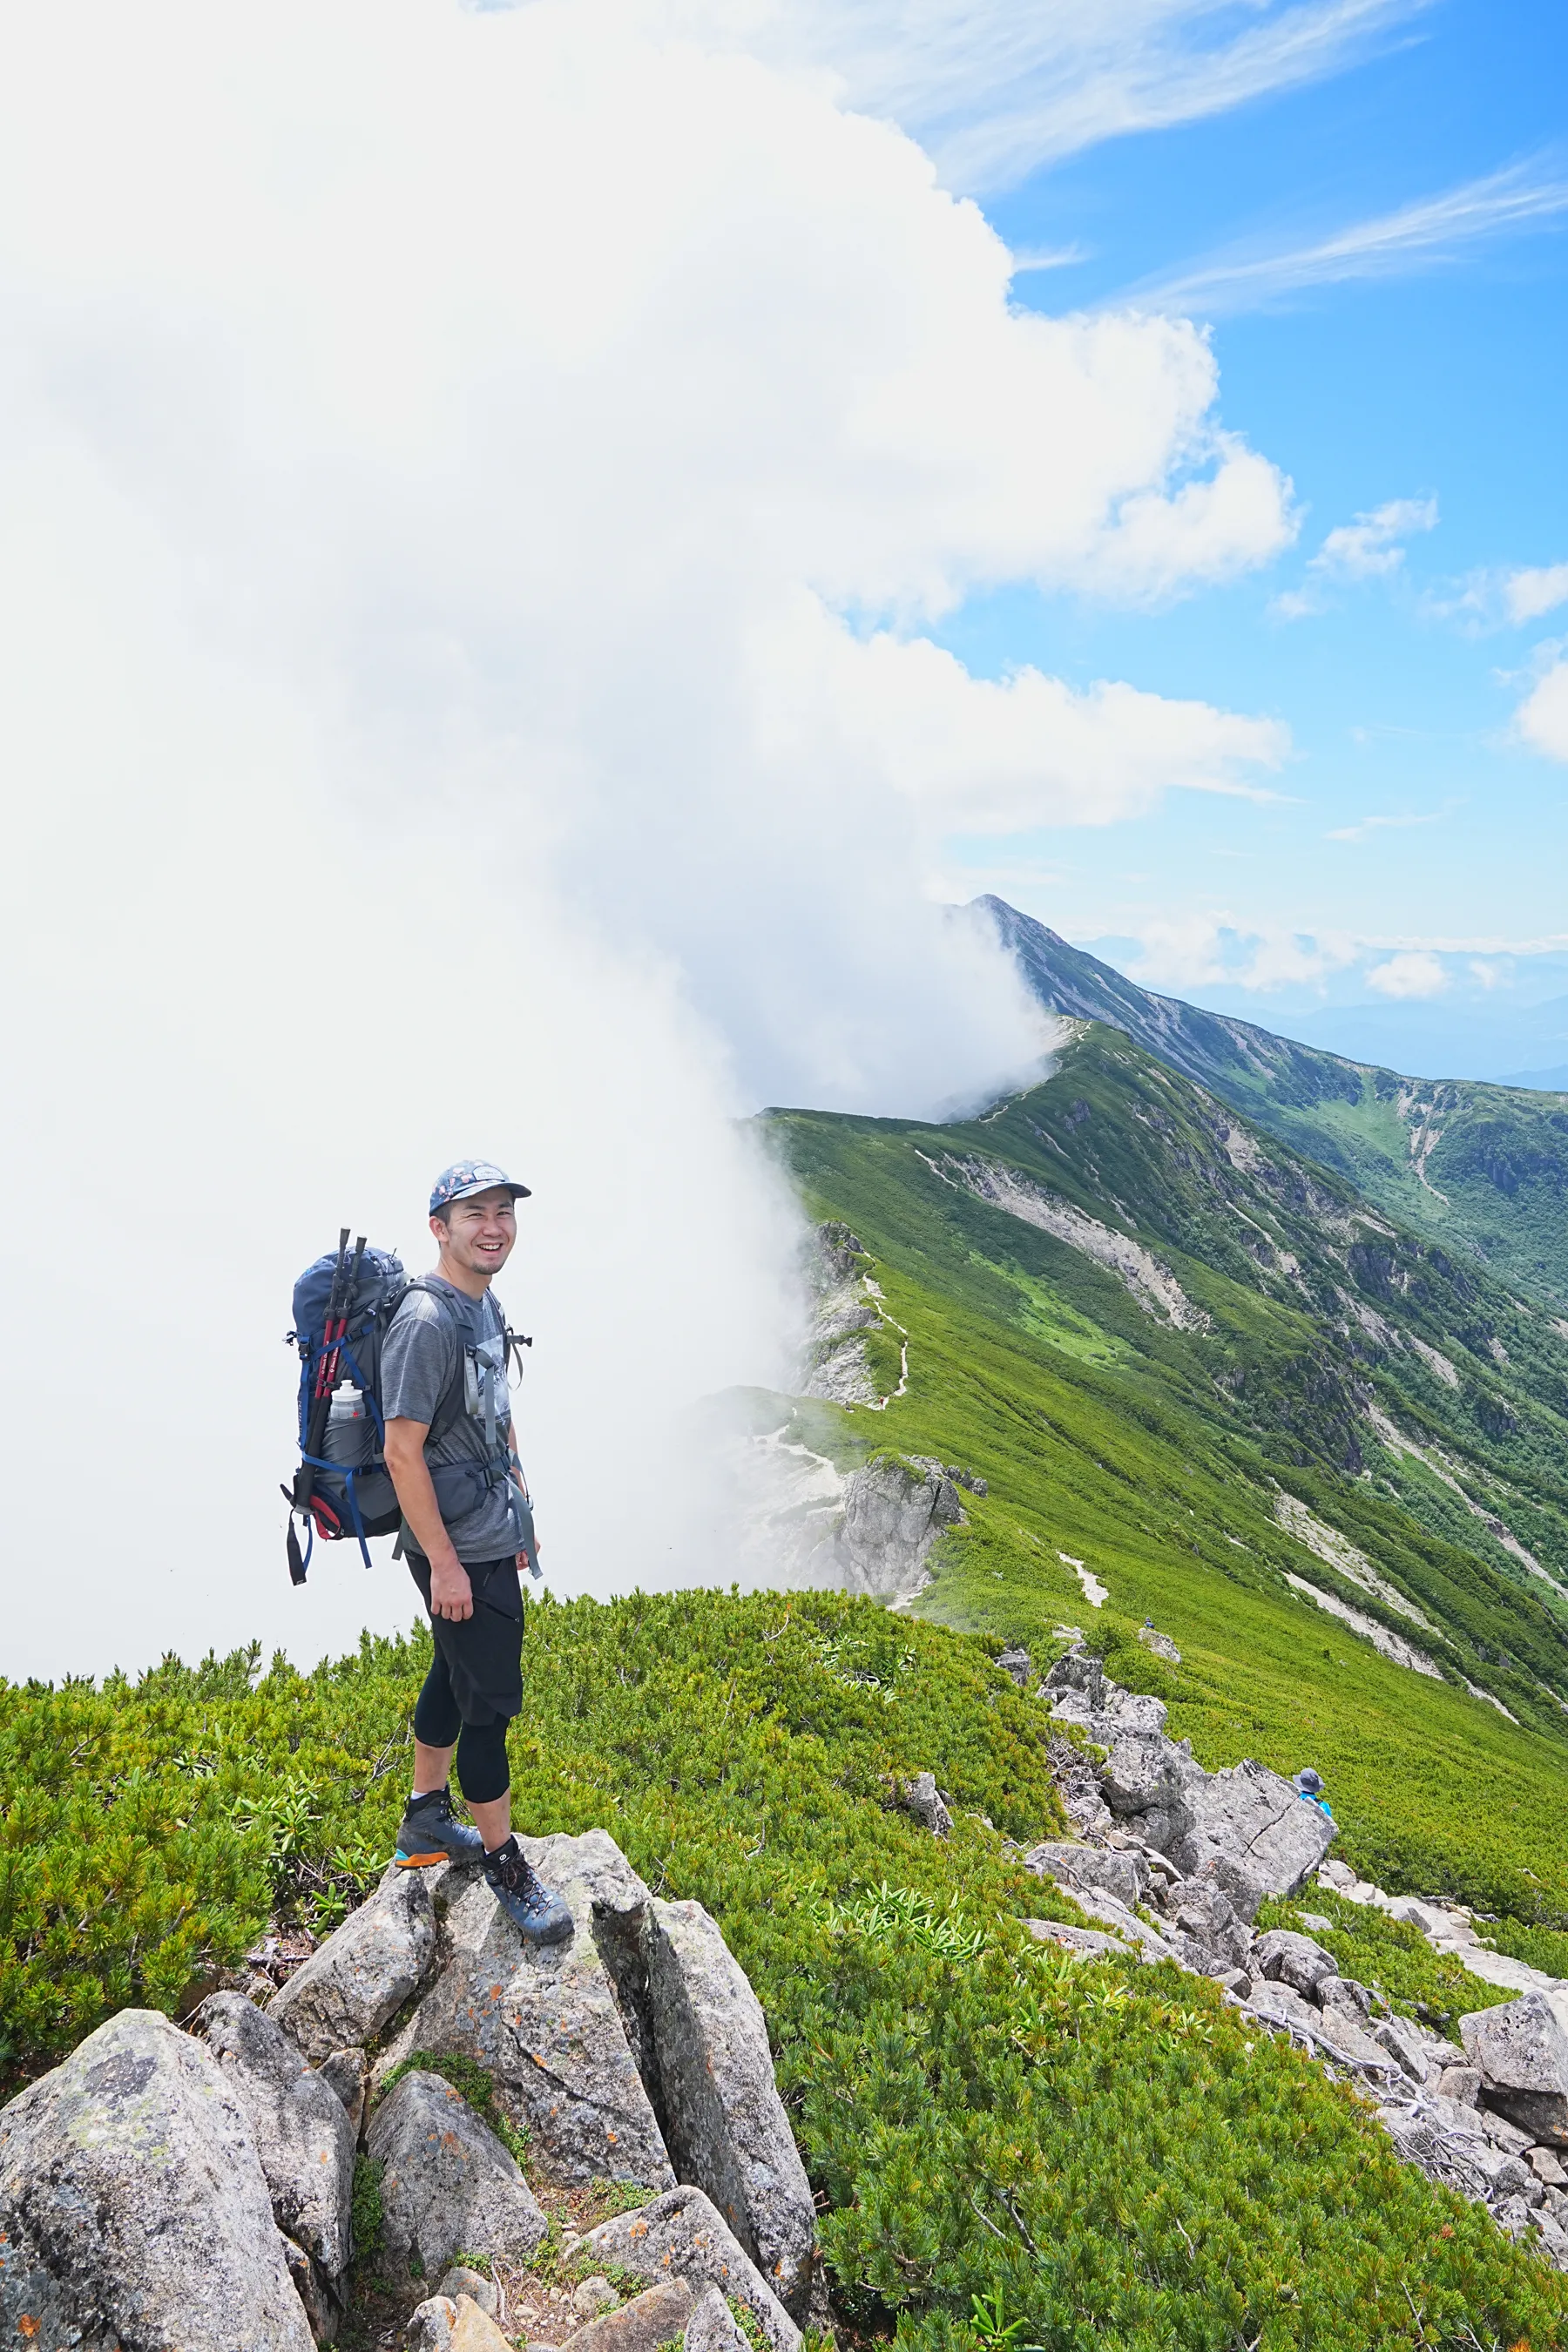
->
[384,1417,472,1620]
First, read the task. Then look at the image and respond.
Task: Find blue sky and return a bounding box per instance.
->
[924,0,1568,1077]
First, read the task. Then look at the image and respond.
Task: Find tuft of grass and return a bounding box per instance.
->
[350,2152,384,2266]
[377,2048,531,2166]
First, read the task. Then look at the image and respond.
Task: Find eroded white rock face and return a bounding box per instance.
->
[1282,1572,1445,1680]
[1272,1491,1437,1630]
[0,2009,314,2352]
[931,1153,1210,1331]
[839,1455,964,1605]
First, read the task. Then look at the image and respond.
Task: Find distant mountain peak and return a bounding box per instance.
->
[980,897,1568,1308]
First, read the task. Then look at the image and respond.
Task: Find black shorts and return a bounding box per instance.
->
[408,1552,524,1727]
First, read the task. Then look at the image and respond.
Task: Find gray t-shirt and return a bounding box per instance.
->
[380,1276,524,1562]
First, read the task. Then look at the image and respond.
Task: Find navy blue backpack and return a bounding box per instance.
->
[282,1229,536,1585]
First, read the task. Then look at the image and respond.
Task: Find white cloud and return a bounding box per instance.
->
[1010,244,1092,274]
[1102,917,1357,993]
[1313,497,1438,579]
[1517,661,1568,761]
[763,606,1289,833]
[1505,564,1568,624]
[1270,496,1436,618]
[1326,810,1440,842]
[1368,950,1449,998]
[0,0,1298,1674]
[1269,585,1323,621]
[729,0,1430,193]
[1137,159,1568,315]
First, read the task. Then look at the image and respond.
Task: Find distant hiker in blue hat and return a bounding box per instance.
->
[382,1159,571,1945]
[1294,1767,1333,1821]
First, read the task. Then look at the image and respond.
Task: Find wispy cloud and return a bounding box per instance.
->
[1315,497,1438,579]
[1009,244,1092,275]
[1506,564,1568,625]
[741,0,1431,193]
[1327,810,1441,842]
[1270,497,1437,618]
[1134,159,1568,315]
[1424,559,1568,632]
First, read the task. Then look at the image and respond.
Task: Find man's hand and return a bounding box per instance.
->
[429,1553,474,1621]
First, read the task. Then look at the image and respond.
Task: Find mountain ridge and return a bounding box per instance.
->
[762,1017,1568,1923]
[983,896,1568,1308]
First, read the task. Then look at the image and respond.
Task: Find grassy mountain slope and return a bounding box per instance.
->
[6,1603,1568,2351]
[983,896,1568,1308]
[763,1022,1568,1923]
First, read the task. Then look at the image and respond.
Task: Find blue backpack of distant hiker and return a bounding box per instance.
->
[281,1230,535,1587]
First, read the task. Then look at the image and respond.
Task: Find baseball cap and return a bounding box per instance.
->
[429,1159,532,1214]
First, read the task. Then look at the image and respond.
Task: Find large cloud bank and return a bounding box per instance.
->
[0,0,1293,1674]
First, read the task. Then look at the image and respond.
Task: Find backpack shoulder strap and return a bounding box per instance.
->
[393,1277,470,1443]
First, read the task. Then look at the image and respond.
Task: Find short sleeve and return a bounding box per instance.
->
[381,1294,458,1428]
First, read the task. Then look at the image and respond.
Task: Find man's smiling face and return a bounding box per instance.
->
[433,1185,517,1280]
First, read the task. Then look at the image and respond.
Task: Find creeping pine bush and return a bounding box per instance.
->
[3,1591,1566,2348]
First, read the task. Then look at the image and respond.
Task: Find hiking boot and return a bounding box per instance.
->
[393,1786,485,1869]
[483,1837,573,1945]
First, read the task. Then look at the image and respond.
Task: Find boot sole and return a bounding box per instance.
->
[393,1848,448,1869]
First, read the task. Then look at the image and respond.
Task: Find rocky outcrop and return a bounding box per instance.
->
[645,1898,819,2319]
[1038,1642,1334,1897]
[0,2009,314,2350]
[1180,1762,1337,1896]
[564,2279,697,2352]
[368,2069,548,2274]
[356,1828,822,2322]
[408,2293,515,2351]
[387,1831,675,2189]
[269,1865,439,2062]
[838,1455,965,1603]
[1030,1640,1568,2269]
[585,2184,801,2352]
[1461,1995,1568,2148]
[190,1991,357,2303]
[684,2282,751,2352]
[0,1825,827,2344]
[1253,1929,1340,1998]
[1023,1841,1146,1913]
[899,1769,953,1838]
[801,1225,879,1404]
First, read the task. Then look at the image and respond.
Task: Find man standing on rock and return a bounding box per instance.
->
[382,1159,571,1945]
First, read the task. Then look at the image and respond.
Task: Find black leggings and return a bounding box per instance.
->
[413,1651,512,1805]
